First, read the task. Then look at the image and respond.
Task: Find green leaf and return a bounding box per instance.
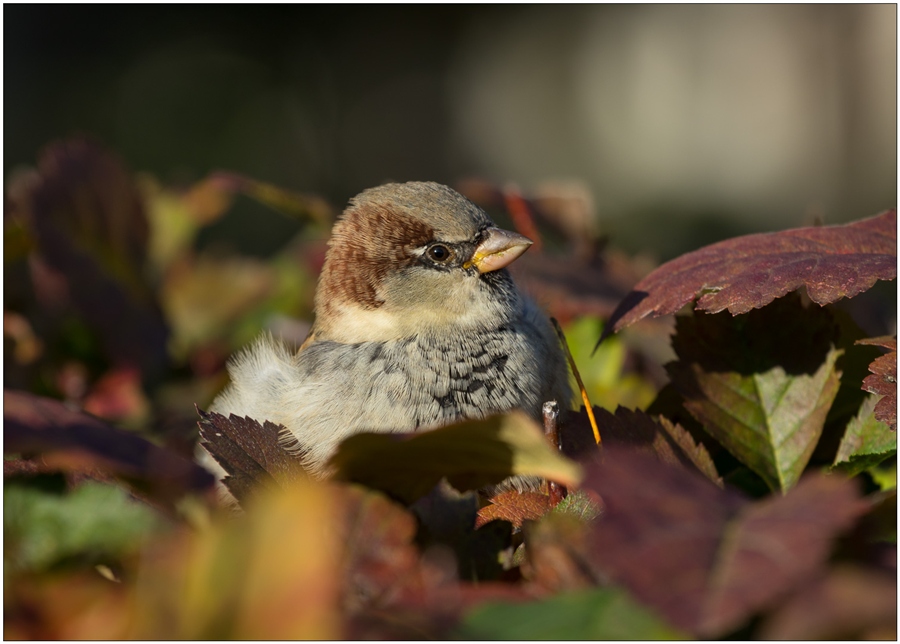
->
[550,488,602,522]
[328,412,582,504]
[457,587,686,640]
[833,395,897,477]
[4,478,164,573]
[563,316,657,412]
[868,462,897,492]
[668,297,843,493]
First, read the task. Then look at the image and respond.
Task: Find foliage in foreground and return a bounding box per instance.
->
[4,137,897,639]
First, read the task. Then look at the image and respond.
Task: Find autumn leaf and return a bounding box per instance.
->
[602,209,896,341]
[832,395,897,477]
[161,254,278,362]
[476,490,550,529]
[856,336,897,431]
[7,136,169,379]
[549,488,603,522]
[127,480,345,639]
[4,390,214,506]
[196,409,307,505]
[347,579,535,639]
[328,412,583,504]
[6,135,897,641]
[667,297,843,492]
[330,484,423,614]
[759,565,897,640]
[522,508,599,594]
[4,569,133,639]
[655,415,723,487]
[582,447,869,637]
[573,405,722,485]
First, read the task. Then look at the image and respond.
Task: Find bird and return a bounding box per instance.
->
[203,181,572,490]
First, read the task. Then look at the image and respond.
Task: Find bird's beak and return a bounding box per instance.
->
[466,227,533,274]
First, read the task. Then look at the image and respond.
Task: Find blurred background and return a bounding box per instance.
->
[6,4,897,261]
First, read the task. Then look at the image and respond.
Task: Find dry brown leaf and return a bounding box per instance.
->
[475,490,551,529]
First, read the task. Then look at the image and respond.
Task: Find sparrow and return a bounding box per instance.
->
[204,181,572,489]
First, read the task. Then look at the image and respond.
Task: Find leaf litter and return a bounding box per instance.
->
[4,137,896,640]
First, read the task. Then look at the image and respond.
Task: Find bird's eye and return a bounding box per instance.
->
[426,244,454,263]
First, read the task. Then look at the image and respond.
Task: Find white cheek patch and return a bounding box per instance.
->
[323,274,514,344]
[326,303,407,343]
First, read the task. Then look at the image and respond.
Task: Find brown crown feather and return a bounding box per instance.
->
[317,202,435,313]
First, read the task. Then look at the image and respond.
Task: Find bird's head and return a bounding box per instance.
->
[313,181,533,343]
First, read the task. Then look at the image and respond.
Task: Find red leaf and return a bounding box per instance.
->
[700,475,868,635]
[760,566,897,639]
[856,336,897,431]
[4,390,214,505]
[9,136,169,378]
[336,485,422,610]
[82,367,149,422]
[582,447,869,637]
[476,490,551,529]
[338,484,532,638]
[563,406,721,486]
[523,510,598,593]
[197,409,307,505]
[603,209,896,339]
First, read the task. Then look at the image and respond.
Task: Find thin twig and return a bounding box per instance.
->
[542,400,568,505]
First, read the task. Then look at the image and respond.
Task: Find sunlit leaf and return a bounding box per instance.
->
[868,462,897,492]
[329,412,582,504]
[856,336,897,431]
[549,488,602,522]
[561,317,657,411]
[603,209,896,340]
[476,490,550,529]
[833,395,896,477]
[161,254,276,361]
[128,480,343,639]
